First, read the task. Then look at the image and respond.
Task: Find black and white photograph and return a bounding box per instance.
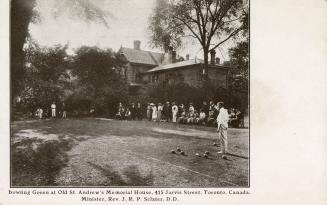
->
[3,0,327,204]
[10,0,249,187]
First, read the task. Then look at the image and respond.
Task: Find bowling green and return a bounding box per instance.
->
[11,118,249,187]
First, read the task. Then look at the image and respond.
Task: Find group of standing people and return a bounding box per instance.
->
[35,102,67,119]
[116,100,231,157]
[146,102,180,122]
[116,102,143,120]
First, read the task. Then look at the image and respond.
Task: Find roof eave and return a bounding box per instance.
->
[147,62,231,73]
[146,63,201,73]
[129,62,158,67]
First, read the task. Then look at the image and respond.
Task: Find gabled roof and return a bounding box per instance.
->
[146,59,230,73]
[119,47,164,66]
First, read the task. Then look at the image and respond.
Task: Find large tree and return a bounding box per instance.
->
[228,40,249,91]
[10,0,113,100]
[20,40,71,112]
[11,0,36,99]
[69,47,128,116]
[149,0,248,79]
[148,0,185,50]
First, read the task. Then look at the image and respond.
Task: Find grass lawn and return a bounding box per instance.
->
[11,118,249,187]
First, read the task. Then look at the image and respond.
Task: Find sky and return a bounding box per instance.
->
[29,0,235,61]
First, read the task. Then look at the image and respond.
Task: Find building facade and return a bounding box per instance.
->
[144,59,229,88]
[119,40,229,89]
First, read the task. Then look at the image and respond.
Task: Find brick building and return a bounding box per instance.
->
[118,40,230,89]
[118,40,163,86]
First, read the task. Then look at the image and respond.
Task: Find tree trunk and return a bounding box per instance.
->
[11,0,35,100]
[201,48,211,99]
[203,49,209,80]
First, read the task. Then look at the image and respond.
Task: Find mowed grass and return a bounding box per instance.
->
[11,118,249,187]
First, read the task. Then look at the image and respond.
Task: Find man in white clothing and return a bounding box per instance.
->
[51,102,56,118]
[38,108,43,119]
[189,103,195,114]
[216,102,229,157]
[171,102,178,123]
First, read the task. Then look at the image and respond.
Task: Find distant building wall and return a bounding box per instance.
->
[125,63,134,83]
[145,65,228,88]
[124,63,156,83]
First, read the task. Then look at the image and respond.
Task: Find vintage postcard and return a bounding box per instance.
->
[0,0,326,204]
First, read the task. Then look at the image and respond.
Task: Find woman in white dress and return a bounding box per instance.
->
[151,104,157,121]
[157,103,163,122]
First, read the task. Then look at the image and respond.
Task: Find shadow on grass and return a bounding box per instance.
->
[227,153,249,159]
[11,119,248,186]
[87,162,154,186]
[11,137,76,186]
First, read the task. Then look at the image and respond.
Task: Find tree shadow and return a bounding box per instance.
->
[11,137,75,186]
[87,162,154,186]
[227,153,248,159]
[11,119,248,187]
[11,122,102,187]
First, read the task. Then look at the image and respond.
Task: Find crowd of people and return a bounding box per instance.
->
[32,100,242,158]
[116,101,244,128]
[33,100,244,129]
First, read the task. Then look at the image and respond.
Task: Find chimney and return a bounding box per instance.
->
[186,54,190,60]
[162,46,173,64]
[216,57,220,65]
[172,51,176,63]
[210,50,216,65]
[134,40,141,50]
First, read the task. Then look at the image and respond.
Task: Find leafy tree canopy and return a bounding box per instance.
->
[148,0,185,50]
[11,0,113,99]
[228,40,249,91]
[69,46,129,116]
[148,0,248,76]
[19,40,71,112]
